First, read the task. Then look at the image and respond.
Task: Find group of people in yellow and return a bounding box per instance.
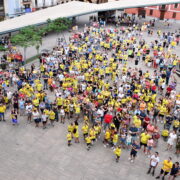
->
[0,20,179,174]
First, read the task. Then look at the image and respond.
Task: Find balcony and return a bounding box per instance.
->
[159,5,168,11]
[22,0,31,4]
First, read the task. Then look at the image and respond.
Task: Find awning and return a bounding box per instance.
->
[0,0,178,35]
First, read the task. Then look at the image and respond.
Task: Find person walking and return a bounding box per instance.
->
[156,157,173,180]
[168,162,180,180]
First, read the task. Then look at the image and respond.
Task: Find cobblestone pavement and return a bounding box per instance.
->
[0,14,180,180]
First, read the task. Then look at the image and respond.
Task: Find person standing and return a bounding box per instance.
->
[147,152,160,176]
[156,157,173,180]
[167,131,177,151]
[32,109,41,127]
[129,140,140,163]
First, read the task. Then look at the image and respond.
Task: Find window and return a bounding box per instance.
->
[150,9,153,15]
[172,12,176,19]
[174,4,178,8]
[24,4,30,9]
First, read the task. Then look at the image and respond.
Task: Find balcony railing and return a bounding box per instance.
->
[22,0,31,4]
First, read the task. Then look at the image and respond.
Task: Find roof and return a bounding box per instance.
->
[0,0,179,35]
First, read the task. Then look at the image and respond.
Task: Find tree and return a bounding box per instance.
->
[11,26,42,61]
[0,45,8,52]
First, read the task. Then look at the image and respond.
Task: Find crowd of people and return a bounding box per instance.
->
[0,16,179,179]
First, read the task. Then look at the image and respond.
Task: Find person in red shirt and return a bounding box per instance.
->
[143,116,150,130]
[104,113,113,131]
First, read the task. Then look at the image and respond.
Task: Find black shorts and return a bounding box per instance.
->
[160,169,169,176]
[140,142,147,147]
[130,150,137,157]
[159,114,164,118]
[34,118,41,123]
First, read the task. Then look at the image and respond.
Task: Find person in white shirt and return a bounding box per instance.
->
[26,103,33,122]
[147,152,160,176]
[167,131,177,151]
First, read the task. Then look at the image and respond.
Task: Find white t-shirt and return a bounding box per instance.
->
[150,155,160,167]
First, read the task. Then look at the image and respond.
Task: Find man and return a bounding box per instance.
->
[129,123,139,142]
[147,152,160,176]
[129,140,140,163]
[140,131,151,154]
[156,157,173,180]
[168,162,180,180]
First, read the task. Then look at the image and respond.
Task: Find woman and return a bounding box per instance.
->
[41,111,48,129]
[32,109,41,127]
[59,106,65,124]
[167,131,177,151]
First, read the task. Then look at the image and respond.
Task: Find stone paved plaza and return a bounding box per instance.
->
[0,15,180,180]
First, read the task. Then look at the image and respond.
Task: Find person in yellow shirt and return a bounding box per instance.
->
[112,131,119,147]
[103,128,111,147]
[133,117,141,129]
[156,157,173,179]
[32,97,39,109]
[85,135,92,151]
[36,83,43,92]
[74,104,80,121]
[82,123,89,139]
[140,131,151,154]
[49,110,55,126]
[73,126,79,143]
[67,131,72,146]
[113,146,122,162]
[0,104,6,121]
[173,119,179,133]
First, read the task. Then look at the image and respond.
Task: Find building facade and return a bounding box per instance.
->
[0,0,5,21]
[125,3,180,20]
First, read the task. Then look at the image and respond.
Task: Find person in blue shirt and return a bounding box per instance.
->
[129,140,140,163]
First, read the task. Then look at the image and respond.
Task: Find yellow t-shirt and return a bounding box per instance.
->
[162,160,173,172]
[140,133,151,144]
[67,133,72,141]
[114,147,122,156]
[0,105,6,113]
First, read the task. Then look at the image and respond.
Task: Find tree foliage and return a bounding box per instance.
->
[10,17,72,60]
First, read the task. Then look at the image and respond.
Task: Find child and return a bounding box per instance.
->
[68,123,74,135]
[89,127,96,144]
[112,131,119,149]
[103,128,111,147]
[11,109,18,125]
[41,112,48,129]
[73,127,79,143]
[97,123,102,139]
[114,146,122,162]
[82,123,89,140]
[67,131,72,146]
[120,131,126,149]
[126,133,132,150]
[85,135,92,151]
[147,138,154,157]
